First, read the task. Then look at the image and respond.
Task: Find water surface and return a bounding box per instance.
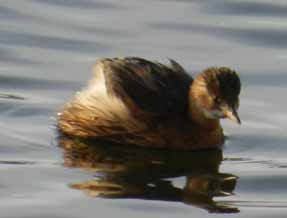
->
[1,0,287,217]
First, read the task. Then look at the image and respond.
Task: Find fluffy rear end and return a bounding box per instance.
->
[58,60,146,138]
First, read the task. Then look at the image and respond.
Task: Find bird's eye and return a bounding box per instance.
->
[213,97,221,104]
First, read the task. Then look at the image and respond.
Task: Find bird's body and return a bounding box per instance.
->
[58,57,241,150]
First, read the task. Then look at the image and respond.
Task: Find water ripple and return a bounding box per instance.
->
[0,30,111,53]
[150,22,287,49]
[0,5,35,20]
[200,1,287,17]
[0,74,78,90]
[0,93,24,100]
[31,0,121,10]
[220,200,287,208]
[0,160,34,165]
[224,158,287,169]
[162,0,287,17]
[0,48,38,65]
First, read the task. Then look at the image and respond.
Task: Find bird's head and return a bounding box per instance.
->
[190,67,241,124]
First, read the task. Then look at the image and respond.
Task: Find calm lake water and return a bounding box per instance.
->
[1,0,287,217]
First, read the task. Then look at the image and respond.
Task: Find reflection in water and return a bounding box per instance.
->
[59,137,239,213]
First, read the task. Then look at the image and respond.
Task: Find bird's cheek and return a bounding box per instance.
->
[202,109,225,119]
[211,110,225,119]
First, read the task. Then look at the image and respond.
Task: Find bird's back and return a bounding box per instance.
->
[101,57,193,117]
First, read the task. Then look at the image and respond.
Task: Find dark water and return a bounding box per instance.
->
[1,0,287,217]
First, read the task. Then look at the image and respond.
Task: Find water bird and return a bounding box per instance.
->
[58,57,241,150]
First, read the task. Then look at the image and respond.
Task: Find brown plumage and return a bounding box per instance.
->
[57,57,241,150]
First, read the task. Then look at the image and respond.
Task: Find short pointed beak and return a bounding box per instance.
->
[225,106,241,125]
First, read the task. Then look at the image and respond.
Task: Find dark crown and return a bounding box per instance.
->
[203,67,241,103]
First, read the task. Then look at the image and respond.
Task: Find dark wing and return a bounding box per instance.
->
[99,57,193,118]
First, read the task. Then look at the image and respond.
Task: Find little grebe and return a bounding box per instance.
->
[58,57,241,150]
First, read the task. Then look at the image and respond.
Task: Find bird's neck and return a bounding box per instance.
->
[188,86,220,130]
